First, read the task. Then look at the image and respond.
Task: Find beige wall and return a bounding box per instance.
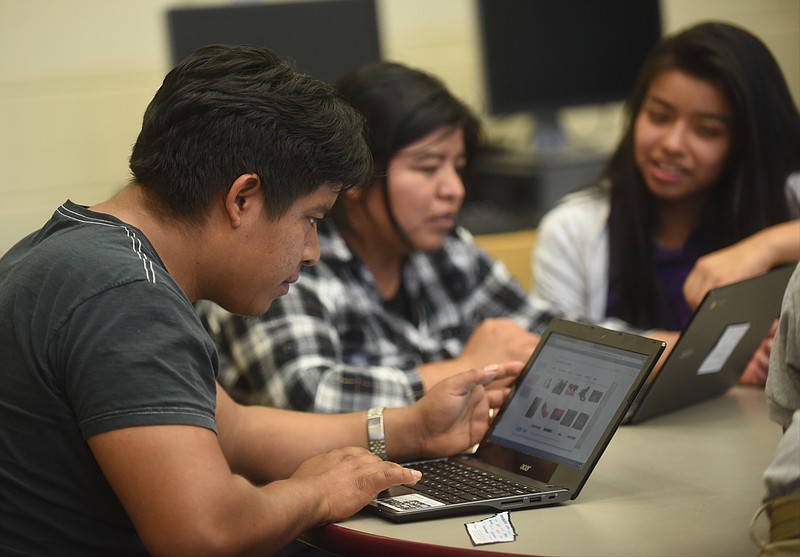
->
[1,0,798,255]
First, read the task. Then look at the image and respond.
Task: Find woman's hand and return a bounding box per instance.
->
[683,221,800,309]
[738,319,778,387]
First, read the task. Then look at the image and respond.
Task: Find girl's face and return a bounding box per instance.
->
[634,69,733,204]
[385,126,467,251]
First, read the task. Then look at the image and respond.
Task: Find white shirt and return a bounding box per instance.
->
[530,173,800,330]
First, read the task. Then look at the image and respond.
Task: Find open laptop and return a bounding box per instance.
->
[624,264,794,425]
[367,318,665,523]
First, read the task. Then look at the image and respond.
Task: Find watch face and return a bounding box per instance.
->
[367,408,387,459]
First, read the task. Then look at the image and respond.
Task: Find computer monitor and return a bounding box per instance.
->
[476,0,662,151]
[166,0,381,84]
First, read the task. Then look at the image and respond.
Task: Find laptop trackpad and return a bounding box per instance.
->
[375,486,447,511]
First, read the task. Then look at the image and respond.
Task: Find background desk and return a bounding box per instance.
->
[459,147,607,235]
[306,387,783,556]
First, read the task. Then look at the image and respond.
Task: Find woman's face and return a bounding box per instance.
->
[634,69,733,204]
[385,126,467,251]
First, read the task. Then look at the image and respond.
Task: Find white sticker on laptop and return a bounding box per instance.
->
[697,323,751,375]
[376,493,445,512]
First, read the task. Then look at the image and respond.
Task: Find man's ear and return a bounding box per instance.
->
[343,184,365,201]
[224,173,263,228]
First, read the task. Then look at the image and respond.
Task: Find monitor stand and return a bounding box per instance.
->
[530,108,568,154]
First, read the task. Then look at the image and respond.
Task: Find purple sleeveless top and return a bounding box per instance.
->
[607,236,704,331]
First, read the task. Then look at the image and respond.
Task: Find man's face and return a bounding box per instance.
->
[213,182,339,316]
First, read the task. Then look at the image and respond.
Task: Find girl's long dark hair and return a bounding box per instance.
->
[605,21,800,327]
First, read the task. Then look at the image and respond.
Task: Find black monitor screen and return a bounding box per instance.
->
[477,0,662,116]
[167,0,381,84]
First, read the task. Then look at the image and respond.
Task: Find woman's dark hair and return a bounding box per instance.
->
[604,21,800,327]
[331,62,481,225]
[129,44,372,224]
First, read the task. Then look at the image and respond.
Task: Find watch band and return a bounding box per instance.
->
[367,407,387,460]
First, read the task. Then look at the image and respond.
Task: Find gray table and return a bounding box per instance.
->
[306,387,782,556]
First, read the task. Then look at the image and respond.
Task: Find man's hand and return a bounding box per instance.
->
[285,446,421,524]
[404,362,524,459]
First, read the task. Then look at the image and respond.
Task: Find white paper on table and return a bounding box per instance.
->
[465,511,517,546]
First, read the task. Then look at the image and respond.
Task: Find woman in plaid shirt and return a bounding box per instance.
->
[196,62,555,413]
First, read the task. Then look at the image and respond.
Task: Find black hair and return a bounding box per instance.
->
[129,44,372,224]
[331,62,481,228]
[604,21,800,327]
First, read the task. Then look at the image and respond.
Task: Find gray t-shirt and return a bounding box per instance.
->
[0,201,218,556]
[765,261,800,428]
[763,261,800,502]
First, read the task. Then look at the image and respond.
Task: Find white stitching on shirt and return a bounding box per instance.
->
[57,204,157,284]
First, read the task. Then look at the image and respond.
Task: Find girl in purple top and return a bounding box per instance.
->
[533,22,800,385]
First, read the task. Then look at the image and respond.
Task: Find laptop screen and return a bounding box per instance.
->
[484,332,649,470]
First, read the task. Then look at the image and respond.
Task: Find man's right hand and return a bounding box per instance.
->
[284,446,421,525]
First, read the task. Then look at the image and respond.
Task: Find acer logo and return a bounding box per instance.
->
[519,464,531,472]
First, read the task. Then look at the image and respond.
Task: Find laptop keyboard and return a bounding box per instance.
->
[406,459,538,504]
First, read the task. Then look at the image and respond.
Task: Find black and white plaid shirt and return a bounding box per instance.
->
[196,220,555,413]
